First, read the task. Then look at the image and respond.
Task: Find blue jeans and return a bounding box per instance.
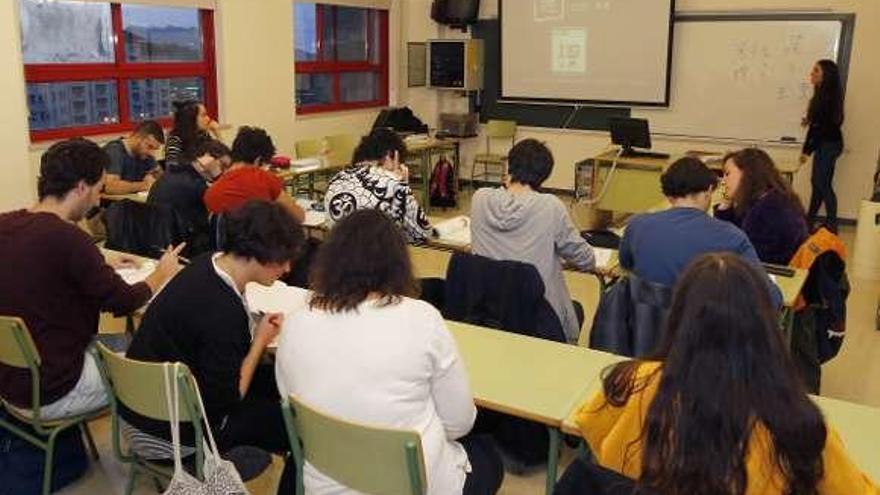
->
[808,141,843,230]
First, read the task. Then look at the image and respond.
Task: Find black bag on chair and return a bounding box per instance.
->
[0,412,88,494]
[590,274,672,358]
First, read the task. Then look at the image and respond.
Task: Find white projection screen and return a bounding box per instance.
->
[500,0,675,106]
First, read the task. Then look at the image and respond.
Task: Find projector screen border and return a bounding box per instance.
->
[498,0,677,108]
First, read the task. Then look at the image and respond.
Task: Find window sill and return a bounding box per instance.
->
[295,104,388,119]
[27,123,234,152]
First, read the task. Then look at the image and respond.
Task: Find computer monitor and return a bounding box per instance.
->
[609,117,652,152]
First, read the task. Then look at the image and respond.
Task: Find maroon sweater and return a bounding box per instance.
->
[0,210,151,407]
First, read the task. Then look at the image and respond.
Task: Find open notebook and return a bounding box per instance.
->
[115,260,157,285]
[592,247,615,270]
[433,216,471,246]
[245,282,310,349]
[295,198,328,227]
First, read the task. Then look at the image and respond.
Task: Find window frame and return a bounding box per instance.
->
[23,3,218,142]
[294,3,389,115]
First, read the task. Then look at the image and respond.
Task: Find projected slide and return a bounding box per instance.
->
[501,0,674,105]
[552,28,587,74]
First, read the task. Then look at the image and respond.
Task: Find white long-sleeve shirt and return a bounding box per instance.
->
[275,297,477,495]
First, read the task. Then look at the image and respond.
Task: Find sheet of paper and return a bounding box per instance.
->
[433,215,471,246]
[245,281,310,315]
[593,247,614,269]
[295,198,327,227]
[116,260,157,285]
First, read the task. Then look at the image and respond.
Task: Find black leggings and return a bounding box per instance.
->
[216,364,296,495]
[461,434,504,495]
[555,455,642,495]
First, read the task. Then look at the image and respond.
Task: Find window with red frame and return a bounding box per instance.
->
[294,3,388,114]
[20,0,217,141]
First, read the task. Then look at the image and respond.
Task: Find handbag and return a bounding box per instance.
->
[162,362,249,495]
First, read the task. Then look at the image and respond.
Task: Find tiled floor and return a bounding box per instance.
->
[56,193,880,494]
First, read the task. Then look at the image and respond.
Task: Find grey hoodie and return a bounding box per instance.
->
[470,187,596,341]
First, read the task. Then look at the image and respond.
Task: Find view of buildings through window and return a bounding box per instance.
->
[294,3,388,114]
[21,0,214,139]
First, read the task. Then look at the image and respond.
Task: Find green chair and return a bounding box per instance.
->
[281,395,427,495]
[324,133,359,169]
[471,119,517,186]
[0,316,104,495]
[294,138,325,160]
[292,138,328,198]
[93,342,206,495]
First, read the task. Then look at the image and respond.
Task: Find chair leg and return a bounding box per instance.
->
[43,432,58,495]
[125,466,139,495]
[151,474,164,493]
[80,422,100,461]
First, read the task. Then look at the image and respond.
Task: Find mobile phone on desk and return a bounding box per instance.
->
[762,263,795,277]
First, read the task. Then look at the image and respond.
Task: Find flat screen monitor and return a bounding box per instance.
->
[609,118,652,151]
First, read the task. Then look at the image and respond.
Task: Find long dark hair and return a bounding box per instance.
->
[602,254,826,495]
[724,148,805,219]
[170,100,207,161]
[806,59,844,127]
[309,209,419,313]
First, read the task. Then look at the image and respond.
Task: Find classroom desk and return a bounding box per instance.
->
[561,390,880,483]
[99,248,156,332]
[813,395,880,481]
[408,244,606,340]
[589,150,800,215]
[101,190,149,203]
[448,321,626,493]
[274,162,346,199]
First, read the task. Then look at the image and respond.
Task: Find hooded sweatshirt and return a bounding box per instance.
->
[470,187,595,341]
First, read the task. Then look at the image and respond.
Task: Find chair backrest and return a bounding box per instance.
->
[282,395,427,495]
[294,138,324,160]
[485,119,516,151]
[104,199,187,258]
[443,252,566,342]
[0,316,40,370]
[0,316,44,417]
[94,343,201,423]
[324,134,359,168]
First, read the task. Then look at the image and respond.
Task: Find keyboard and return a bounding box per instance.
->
[620,149,671,159]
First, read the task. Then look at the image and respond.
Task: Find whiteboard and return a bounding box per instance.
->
[634,16,849,143]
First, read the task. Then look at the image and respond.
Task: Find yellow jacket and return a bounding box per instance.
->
[575,361,878,494]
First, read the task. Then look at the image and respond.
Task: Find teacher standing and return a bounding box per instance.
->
[800,59,845,233]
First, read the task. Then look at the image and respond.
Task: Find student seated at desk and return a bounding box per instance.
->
[324,127,434,243]
[0,138,182,420]
[620,157,782,306]
[124,200,304,491]
[103,120,164,194]
[204,126,305,223]
[470,139,595,342]
[164,100,221,170]
[149,140,231,255]
[558,254,878,495]
[275,209,503,495]
[715,148,809,265]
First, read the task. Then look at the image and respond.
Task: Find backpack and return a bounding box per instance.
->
[0,412,88,494]
[429,156,456,208]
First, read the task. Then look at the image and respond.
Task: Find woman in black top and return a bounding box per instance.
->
[800,59,844,232]
[165,100,222,170]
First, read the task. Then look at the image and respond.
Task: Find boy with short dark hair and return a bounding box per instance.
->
[470,138,596,341]
[0,138,181,419]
